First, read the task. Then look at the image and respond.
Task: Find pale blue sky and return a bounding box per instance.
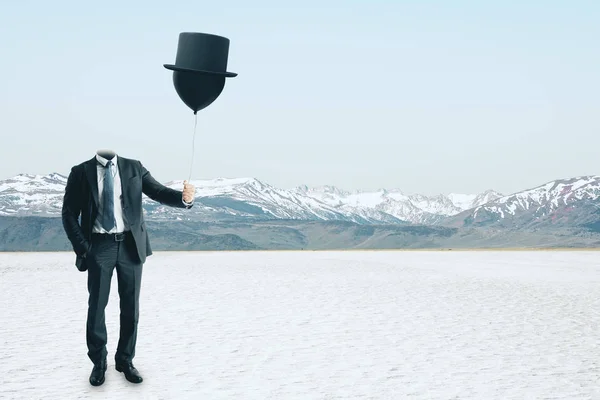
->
[1,0,598,195]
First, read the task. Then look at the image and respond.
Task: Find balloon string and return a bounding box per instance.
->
[188,112,198,183]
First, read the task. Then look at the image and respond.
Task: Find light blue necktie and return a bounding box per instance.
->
[102,160,115,232]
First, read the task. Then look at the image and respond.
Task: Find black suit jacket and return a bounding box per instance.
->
[62,156,192,271]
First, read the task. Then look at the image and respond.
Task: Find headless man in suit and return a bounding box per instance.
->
[62,149,195,386]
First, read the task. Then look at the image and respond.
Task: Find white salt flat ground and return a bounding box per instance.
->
[1,250,600,399]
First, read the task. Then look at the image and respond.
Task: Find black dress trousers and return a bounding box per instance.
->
[85,231,143,365]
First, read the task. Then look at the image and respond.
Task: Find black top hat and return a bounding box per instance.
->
[164,32,237,77]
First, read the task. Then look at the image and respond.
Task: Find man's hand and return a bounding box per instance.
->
[182,180,195,203]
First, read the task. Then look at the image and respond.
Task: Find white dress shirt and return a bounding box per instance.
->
[93,154,129,234]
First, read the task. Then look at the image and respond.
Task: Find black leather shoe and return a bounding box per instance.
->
[89,359,107,386]
[116,361,143,383]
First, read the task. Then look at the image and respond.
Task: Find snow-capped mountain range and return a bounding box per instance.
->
[0,173,502,224]
[1,172,599,229]
[446,175,600,229]
[0,173,67,216]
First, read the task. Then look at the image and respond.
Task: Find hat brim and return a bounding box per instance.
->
[163,64,237,77]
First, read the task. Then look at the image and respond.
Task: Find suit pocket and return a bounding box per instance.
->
[84,239,96,264]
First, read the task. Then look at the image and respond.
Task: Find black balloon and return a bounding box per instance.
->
[172,71,226,114]
[164,32,237,114]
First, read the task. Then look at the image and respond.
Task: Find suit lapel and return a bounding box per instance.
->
[117,156,131,194]
[117,157,135,218]
[84,157,99,208]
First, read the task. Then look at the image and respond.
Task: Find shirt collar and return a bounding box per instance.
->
[96,153,118,167]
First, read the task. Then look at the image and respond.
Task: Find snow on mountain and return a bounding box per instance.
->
[292,186,407,222]
[161,177,352,221]
[0,173,67,216]
[447,193,475,210]
[0,172,505,225]
[294,185,351,205]
[475,176,600,218]
[0,173,67,193]
[157,178,399,223]
[292,185,502,224]
[452,176,600,227]
[448,189,503,210]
